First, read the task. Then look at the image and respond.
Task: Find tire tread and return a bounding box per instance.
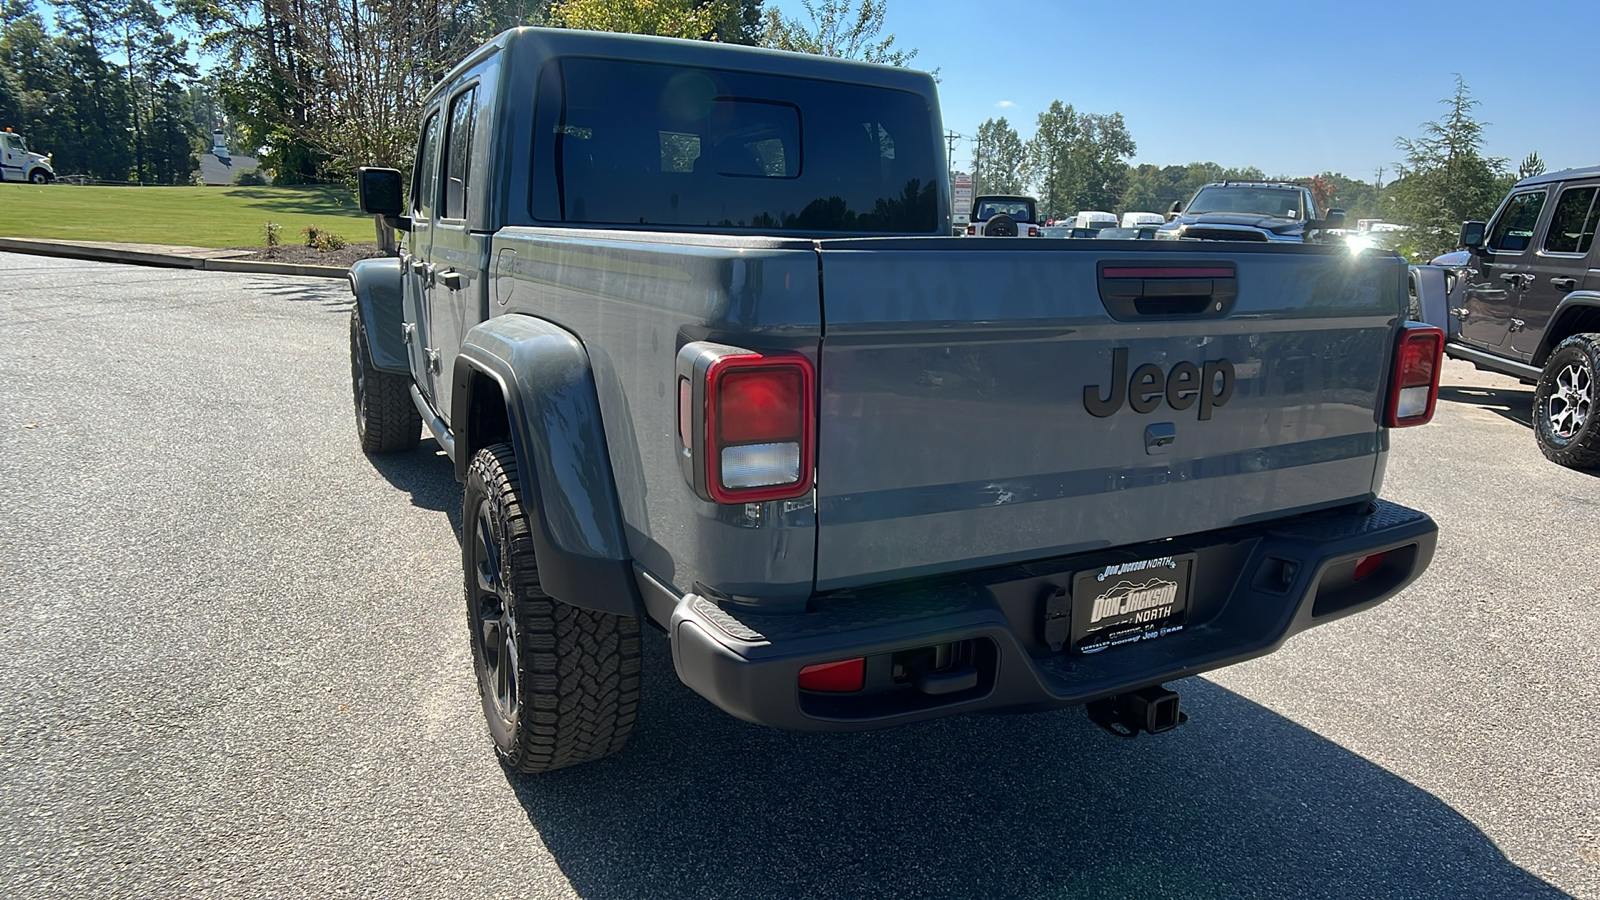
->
[1533,332,1600,469]
[466,443,642,774]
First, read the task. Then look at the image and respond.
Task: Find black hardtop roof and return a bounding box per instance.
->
[1513,165,1600,189]
[973,195,1038,203]
[426,26,939,104]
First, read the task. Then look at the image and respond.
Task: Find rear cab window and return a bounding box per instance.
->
[442,87,480,221]
[530,58,940,234]
[1541,184,1598,256]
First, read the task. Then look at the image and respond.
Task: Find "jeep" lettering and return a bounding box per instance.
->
[1083,347,1235,420]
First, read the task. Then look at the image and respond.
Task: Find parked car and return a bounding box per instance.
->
[1157,181,1344,243]
[350,26,1440,773]
[1410,165,1600,467]
[967,195,1040,236]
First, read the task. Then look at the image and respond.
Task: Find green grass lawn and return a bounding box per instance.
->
[0,182,377,248]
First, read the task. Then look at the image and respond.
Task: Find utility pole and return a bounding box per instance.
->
[1374,166,1385,192]
[944,130,963,181]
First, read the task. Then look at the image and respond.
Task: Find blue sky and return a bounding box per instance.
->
[769,0,1598,181]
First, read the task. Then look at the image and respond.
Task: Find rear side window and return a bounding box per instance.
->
[531,58,939,234]
[411,112,440,218]
[442,87,479,220]
[1487,190,1546,252]
[1542,186,1598,255]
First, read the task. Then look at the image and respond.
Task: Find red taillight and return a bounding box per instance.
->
[1385,325,1443,427]
[798,658,865,692]
[1027,226,1038,237]
[718,368,802,443]
[966,224,976,235]
[703,353,814,504]
[1353,552,1386,581]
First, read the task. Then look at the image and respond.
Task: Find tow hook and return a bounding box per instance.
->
[1086,685,1187,738]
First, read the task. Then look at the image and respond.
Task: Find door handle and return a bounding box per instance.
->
[1551,277,1577,291]
[1510,318,1525,332]
[1498,272,1526,285]
[1453,308,1470,319]
[410,259,428,276]
[440,270,464,291]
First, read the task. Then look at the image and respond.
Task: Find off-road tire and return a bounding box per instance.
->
[1532,333,1600,469]
[349,309,420,454]
[986,213,1018,237]
[463,443,642,774]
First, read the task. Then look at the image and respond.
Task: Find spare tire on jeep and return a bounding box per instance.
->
[985,213,1018,237]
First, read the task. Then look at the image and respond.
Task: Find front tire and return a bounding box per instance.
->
[28,169,49,185]
[1533,333,1600,469]
[464,443,642,773]
[349,309,420,454]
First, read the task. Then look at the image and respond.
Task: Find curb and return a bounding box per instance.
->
[203,258,349,279]
[0,237,349,279]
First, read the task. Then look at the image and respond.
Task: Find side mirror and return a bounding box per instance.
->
[1323,208,1346,230]
[1168,200,1183,219]
[1459,220,1487,249]
[358,166,410,230]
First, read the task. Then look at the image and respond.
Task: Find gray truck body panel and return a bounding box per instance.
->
[490,228,823,611]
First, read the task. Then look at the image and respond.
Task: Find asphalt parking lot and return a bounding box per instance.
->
[1,252,1596,899]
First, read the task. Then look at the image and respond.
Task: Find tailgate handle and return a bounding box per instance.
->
[1098,263,1238,320]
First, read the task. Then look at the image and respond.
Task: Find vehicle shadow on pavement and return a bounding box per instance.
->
[365,438,464,536]
[1438,384,1534,428]
[243,276,352,312]
[506,637,1568,900]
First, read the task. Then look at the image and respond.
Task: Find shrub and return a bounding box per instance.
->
[262,222,281,255]
[232,169,269,186]
[301,225,348,252]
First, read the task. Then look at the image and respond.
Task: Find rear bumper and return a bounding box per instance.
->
[669,499,1437,731]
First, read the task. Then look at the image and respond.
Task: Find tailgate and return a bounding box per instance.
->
[813,239,1404,590]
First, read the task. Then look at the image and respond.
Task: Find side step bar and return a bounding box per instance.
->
[409,384,456,460]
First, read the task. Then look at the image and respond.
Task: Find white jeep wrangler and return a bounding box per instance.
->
[965,195,1039,237]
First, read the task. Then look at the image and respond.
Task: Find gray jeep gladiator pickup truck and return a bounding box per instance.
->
[1410,165,1600,468]
[349,27,1441,773]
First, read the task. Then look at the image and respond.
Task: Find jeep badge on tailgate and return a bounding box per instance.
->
[1083,347,1235,420]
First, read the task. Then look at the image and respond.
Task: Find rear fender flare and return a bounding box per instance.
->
[1537,292,1600,366]
[1407,265,1455,334]
[452,314,640,616]
[348,257,409,373]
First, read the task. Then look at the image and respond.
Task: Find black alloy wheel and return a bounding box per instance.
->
[463,443,642,773]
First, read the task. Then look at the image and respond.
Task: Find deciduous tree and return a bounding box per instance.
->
[1024,100,1134,219]
[971,116,1024,196]
[550,0,736,40]
[760,0,916,66]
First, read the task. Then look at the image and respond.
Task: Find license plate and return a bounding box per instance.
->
[1069,554,1193,654]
